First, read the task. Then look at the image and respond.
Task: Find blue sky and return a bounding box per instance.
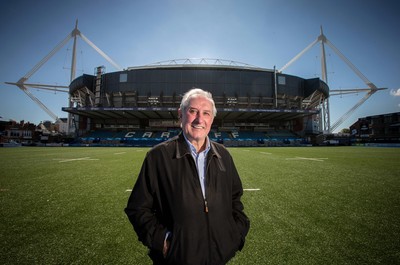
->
[1,0,399,132]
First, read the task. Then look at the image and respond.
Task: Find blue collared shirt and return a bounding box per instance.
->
[183,134,211,198]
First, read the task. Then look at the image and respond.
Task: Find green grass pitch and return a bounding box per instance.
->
[1,146,399,264]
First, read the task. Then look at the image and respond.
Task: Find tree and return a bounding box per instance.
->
[340,128,350,134]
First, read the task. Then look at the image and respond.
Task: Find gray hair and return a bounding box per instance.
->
[180,88,217,117]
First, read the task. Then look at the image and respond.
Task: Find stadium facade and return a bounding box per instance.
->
[62,59,329,146]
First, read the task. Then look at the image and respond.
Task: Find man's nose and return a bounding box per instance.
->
[193,112,203,123]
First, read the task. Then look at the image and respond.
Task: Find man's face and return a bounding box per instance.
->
[179,96,214,145]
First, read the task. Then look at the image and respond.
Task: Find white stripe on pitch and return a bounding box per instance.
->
[54,157,99,163]
[127,188,260,192]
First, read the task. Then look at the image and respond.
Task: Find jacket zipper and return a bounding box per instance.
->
[204,198,209,213]
[204,152,215,262]
[204,153,215,214]
[190,152,211,214]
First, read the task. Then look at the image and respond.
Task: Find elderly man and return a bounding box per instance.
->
[125,88,250,265]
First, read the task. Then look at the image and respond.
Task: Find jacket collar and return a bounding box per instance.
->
[175,132,221,160]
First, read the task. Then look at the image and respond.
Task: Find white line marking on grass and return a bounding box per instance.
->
[114,152,126,155]
[260,152,272,155]
[54,157,100,163]
[126,188,260,192]
[286,157,328,162]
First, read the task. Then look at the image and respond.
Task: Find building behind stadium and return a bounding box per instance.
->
[350,112,400,144]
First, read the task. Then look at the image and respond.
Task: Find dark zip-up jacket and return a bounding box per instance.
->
[125,133,250,265]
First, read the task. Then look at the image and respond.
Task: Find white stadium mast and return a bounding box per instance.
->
[279,26,387,133]
[5,20,122,133]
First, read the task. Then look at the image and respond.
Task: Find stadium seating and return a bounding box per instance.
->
[72,129,306,147]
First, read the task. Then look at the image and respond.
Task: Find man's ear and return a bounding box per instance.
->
[178,109,182,119]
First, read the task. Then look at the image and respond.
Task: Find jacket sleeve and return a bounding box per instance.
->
[229,154,250,250]
[124,152,167,254]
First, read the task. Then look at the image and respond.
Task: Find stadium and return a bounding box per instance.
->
[63,59,328,147]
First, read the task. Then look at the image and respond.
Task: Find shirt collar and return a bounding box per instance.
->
[183,132,211,155]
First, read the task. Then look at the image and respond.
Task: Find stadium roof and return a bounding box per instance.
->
[127,58,273,72]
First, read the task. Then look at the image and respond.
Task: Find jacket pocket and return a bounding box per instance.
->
[209,217,241,262]
[165,224,209,265]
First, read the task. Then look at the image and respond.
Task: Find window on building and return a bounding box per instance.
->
[119,73,128,83]
[278,76,286,85]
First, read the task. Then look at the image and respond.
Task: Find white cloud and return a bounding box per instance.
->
[390,88,400,96]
